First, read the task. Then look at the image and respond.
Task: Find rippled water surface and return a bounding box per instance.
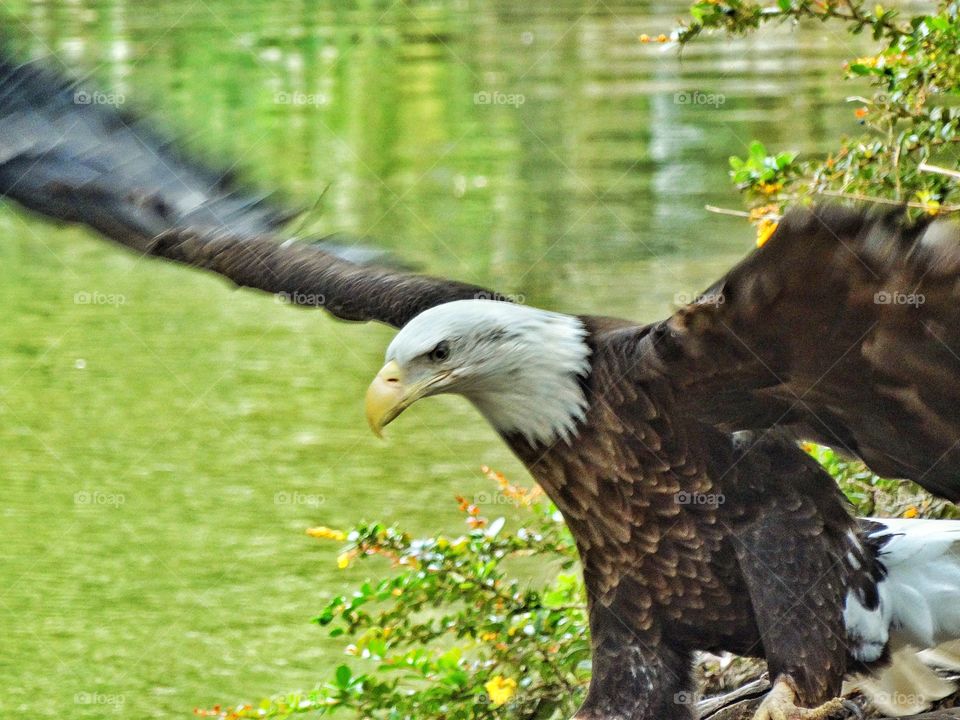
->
[0,1,886,716]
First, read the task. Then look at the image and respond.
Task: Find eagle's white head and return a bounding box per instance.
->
[365,300,591,446]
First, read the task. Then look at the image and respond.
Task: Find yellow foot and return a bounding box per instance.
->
[752,678,846,720]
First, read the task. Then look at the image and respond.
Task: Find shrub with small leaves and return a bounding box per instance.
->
[199,468,590,720]
[675,1,960,241]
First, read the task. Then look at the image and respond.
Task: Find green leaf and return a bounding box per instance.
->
[335,664,352,688]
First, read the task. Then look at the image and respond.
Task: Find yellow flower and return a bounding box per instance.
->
[756,220,779,248]
[749,204,779,222]
[479,631,498,642]
[756,181,782,195]
[337,552,353,569]
[903,506,919,518]
[852,55,880,68]
[484,676,517,707]
[306,526,347,542]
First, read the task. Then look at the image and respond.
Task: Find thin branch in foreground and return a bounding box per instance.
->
[704,205,752,218]
[919,162,960,181]
[816,190,960,214]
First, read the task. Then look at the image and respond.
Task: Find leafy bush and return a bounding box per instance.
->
[199,3,959,718]
[197,468,590,719]
[680,1,960,241]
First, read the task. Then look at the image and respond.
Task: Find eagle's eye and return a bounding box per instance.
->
[429,341,450,363]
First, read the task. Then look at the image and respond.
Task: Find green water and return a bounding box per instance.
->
[1,1,878,717]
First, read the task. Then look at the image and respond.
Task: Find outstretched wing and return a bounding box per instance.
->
[640,205,960,500]
[0,52,496,328]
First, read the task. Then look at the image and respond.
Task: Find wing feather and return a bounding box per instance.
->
[639,205,960,499]
[0,51,498,328]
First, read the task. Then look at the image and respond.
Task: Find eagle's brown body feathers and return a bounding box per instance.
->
[508,323,871,716]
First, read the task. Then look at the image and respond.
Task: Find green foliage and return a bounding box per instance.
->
[728,141,797,194]
[199,472,590,720]
[805,444,960,519]
[679,1,960,226]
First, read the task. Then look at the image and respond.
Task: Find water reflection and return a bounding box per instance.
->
[10,0,881,320]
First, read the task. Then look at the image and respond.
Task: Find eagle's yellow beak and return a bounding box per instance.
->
[365,360,452,437]
[365,360,408,437]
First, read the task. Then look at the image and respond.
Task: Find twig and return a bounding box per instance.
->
[697,676,769,719]
[919,162,960,181]
[816,189,960,214]
[891,121,902,199]
[704,205,751,218]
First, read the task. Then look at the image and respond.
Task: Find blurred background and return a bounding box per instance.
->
[0,0,881,716]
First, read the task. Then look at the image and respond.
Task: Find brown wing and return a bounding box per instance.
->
[639,205,960,500]
[0,51,497,328]
[725,431,863,705]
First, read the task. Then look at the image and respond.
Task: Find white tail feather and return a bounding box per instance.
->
[873,519,960,649]
[845,519,960,716]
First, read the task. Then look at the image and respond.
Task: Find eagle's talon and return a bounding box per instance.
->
[840,699,863,720]
[753,678,846,720]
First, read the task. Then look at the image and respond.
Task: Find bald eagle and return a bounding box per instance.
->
[5,53,960,720]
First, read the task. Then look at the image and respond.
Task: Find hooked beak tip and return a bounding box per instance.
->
[365,360,406,437]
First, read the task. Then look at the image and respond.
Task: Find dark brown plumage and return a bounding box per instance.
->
[650,206,960,501]
[5,52,960,720]
[506,334,872,718]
